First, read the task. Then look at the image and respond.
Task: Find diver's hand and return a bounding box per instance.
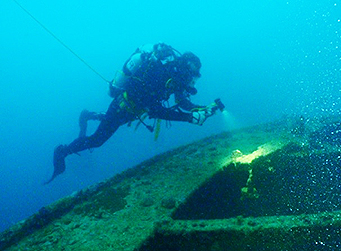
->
[191,109,213,126]
[206,102,219,114]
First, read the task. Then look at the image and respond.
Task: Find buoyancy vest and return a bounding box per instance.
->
[113,43,183,105]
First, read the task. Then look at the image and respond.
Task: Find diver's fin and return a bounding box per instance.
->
[43,166,64,184]
[43,173,58,185]
[44,145,67,185]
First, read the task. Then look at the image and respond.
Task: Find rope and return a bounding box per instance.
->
[11,0,110,83]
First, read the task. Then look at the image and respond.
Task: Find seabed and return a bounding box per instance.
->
[1,116,341,250]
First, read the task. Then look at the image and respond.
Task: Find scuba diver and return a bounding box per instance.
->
[46,43,222,184]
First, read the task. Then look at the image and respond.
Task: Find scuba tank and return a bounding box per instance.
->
[110,44,155,92]
[111,43,179,96]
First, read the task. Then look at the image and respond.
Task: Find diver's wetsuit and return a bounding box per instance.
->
[65,47,203,155]
[65,82,199,155]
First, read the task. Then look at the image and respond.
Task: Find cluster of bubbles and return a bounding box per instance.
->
[274,1,341,119]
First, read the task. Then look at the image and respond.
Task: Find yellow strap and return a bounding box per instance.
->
[123,91,129,102]
[165,78,172,88]
[154,119,162,141]
[120,91,146,115]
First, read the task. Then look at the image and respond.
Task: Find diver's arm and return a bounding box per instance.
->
[178,98,205,111]
[148,104,212,125]
[148,105,192,122]
[175,92,205,111]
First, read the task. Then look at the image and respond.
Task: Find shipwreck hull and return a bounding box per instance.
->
[1,116,341,250]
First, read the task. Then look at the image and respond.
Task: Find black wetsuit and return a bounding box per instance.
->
[65,58,202,155]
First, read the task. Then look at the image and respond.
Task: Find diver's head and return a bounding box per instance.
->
[180,52,201,78]
[177,52,201,94]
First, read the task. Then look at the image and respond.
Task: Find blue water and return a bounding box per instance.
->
[0,0,340,233]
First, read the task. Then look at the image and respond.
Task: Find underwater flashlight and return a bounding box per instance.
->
[213,98,226,112]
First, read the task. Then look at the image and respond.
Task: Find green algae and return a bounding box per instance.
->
[73,186,130,216]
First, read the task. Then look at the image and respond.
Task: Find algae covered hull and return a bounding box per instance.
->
[1,116,341,250]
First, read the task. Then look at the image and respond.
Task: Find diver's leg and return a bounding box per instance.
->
[79,109,106,138]
[46,100,134,184]
[69,117,120,153]
[46,119,120,185]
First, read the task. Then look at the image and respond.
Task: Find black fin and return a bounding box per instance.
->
[44,145,67,185]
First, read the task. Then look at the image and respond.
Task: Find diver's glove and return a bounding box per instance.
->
[191,108,214,126]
